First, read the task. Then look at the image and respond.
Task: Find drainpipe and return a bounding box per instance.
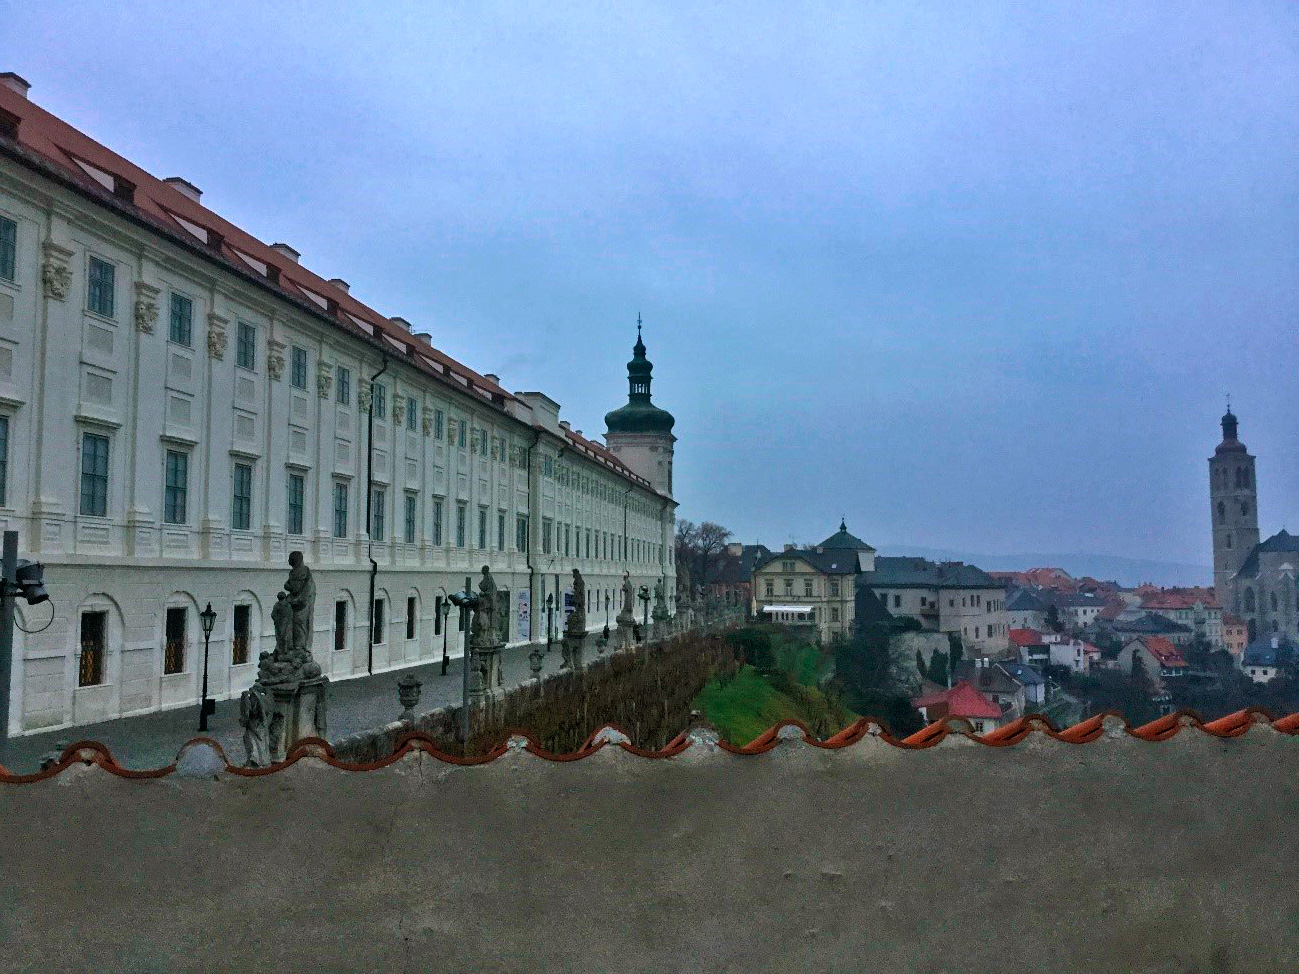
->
[365,355,389,676]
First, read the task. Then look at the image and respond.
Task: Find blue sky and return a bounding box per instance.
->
[6,1,1296,567]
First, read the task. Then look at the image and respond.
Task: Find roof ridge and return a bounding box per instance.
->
[5,709,1296,781]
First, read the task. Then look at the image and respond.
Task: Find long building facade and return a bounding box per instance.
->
[0,75,677,736]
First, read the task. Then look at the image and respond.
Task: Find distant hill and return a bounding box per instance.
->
[874,546,1210,589]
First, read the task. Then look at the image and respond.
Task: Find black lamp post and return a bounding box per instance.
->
[198,602,217,732]
[438,589,452,676]
[545,593,555,654]
[603,591,611,642]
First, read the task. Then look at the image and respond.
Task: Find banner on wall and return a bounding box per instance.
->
[517,590,531,642]
[563,588,574,623]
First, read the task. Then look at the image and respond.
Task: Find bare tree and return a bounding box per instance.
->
[675,519,734,589]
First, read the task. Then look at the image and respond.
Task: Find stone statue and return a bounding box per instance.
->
[285,551,315,655]
[239,682,271,767]
[473,566,499,647]
[567,569,587,634]
[258,555,322,687]
[621,572,635,616]
[654,577,666,609]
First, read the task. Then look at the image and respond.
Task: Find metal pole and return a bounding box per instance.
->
[199,625,211,732]
[0,530,17,749]
[441,604,449,676]
[460,574,471,754]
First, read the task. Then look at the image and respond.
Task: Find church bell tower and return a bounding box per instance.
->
[603,316,676,497]
[1209,406,1260,597]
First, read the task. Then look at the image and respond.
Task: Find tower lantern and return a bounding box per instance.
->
[604,316,676,497]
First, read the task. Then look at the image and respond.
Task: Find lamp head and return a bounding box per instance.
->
[200,602,217,636]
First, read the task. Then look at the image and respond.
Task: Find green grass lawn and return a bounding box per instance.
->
[693,643,856,746]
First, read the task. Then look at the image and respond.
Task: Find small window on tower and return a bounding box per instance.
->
[1241,501,1249,517]
[1217,501,1225,523]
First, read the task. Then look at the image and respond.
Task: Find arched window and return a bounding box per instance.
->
[1243,588,1256,612]
[1235,468,1243,488]
[1271,592,1279,613]
[1217,501,1226,522]
[1226,533,1232,549]
[1241,501,1249,517]
[1272,619,1279,633]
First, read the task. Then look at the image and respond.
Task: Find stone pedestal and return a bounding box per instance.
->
[616,610,635,651]
[562,630,586,672]
[652,606,669,643]
[472,643,502,704]
[267,677,329,763]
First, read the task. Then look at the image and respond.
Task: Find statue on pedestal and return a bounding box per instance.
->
[469,566,503,694]
[619,571,635,623]
[566,569,587,635]
[245,552,329,765]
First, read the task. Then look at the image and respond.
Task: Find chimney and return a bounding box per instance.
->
[559,420,571,431]
[413,331,433,344]
[270,242,300,263]
[483,373,500,386]
[389,316,412,332]
[328,278,350,294]
[0,73,31,98]
[784,543,796,552]
[574,430,583,438]
[163,177,202,202]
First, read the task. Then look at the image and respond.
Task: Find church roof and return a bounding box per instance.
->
[1233,530,1299,580]
[817,520,875,552]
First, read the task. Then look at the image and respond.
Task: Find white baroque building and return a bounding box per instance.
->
[0,74,677,735]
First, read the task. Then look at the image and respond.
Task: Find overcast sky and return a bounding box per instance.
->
[7,2,1296,568]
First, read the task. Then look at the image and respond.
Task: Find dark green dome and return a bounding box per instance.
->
[605,321,675,435]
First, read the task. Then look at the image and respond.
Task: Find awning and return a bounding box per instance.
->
[761,605,814,615]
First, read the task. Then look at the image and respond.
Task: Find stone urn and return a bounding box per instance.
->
[397,673,423,722]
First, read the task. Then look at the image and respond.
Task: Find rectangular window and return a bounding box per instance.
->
[232,462,253,531]
[456,503,467,547]
[830,581,840,597]
[333,481,349,537]
[236,320,256,370]
[78,610,107,687]
[0,415,7,506]
[372,598,386,644]
[407,399,418,431]
[0,215,15,282]
[370,487,386,539]
[497,512,506,551]
[336,366,351,405]
[478,429,488,455]
[785,579,793,596]
[804,579,814,597]
[564,524,571,557]
[404,492,417,544]
[373,384,386,420]
[542,518,553,554]
[291,346,308,389]
[334,600,348,652]
[232,604,251,665]
[406,596,417,641]
[164,606,186,674]
[586,529,591,559]
[87,256,115,317]
[79,432,109,517]
[478,507,487,549]
[287,472,305,535]
[169,293,193,346]
[765,580,774,597]
[434,408,444,439]
[164,450,189,524]
[432,498,443,546]
[457,419,466,449]
[516,515,529,553]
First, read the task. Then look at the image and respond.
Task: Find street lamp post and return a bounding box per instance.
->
[638,585,650,642]
[545,593,554,655]
[603,591,611,643]
[198,602,217,732]
[438,588,452,676]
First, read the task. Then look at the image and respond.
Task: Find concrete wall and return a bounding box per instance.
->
[3,719,1298,972]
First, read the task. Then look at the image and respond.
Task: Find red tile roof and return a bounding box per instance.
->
[1140,636,1187,668]
[1139,589,1220,611]
[912,681,1003,720]
[1008,628,1044,647]
[0,83,659,495]
[3,708,1299,780]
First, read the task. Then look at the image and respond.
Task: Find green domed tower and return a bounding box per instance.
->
[604,317,676,495]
